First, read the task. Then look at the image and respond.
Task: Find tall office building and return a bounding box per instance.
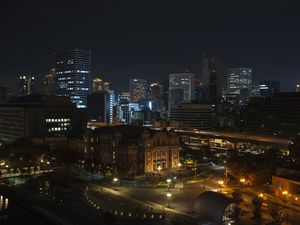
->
[129,78,147,102]
[202,54,224,103]
[168,73,195,109]
[41,68,56,95]
[149,82,163,99]
[296,83,300,93]
[0,86,7,103]
[149,82,164,112]
[55,49,91,108]
[87,90,115,123]
[19,75,35,96]
[227,68,252,103]
[251,83,260,97]
[92,77,109,92]
[259,80,280,97]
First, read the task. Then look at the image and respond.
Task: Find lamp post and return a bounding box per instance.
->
[194,160,197,180]
[282,190,288,205]
[293,197,298,217]
[166,192,172,208]
[240,178,246,192]
[177,162,182,171]
[167,178,171,191]
[113,177,118,191]
[217,180,224,192]
[157,166,162,174]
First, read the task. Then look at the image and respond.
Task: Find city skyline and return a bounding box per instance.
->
[1,1,300,92]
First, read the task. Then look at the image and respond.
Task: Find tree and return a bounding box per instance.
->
[232,189,243,224]
[289,137,300,163]
[268,202,289,225]
[252,196,263,225]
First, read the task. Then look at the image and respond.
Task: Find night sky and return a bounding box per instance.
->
[1,0,299,92]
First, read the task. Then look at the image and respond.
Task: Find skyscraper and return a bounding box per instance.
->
[168,72,195,109]
[41,68,56,96]
[87,90,115,123]
[55,49,91,108]
[149,82,163,99]
[92,77,109,92]
[227,68,252,103]
[19,75,35,96]
[129,78,147,102]
[0,86,7,103]
[202,54,224,103]
[259,80,280,97]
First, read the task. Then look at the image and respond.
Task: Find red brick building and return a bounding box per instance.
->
[84,125,180,176]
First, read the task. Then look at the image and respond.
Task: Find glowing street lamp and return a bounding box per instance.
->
[258,193,264,198]
[177,162,182,170]
[217,180,224,192]
[240,178,246,192]
[113,177,118,191]
[218,180,224,185]
[167,178,171,190]
[157,166,162,173]
[282,190,288,203]
[166,192,172,208]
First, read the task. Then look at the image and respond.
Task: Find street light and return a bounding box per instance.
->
[167,178,171,190]
[282,190,288,203]
[240,178,246,192]
[113,177,118,191]
[258,193,264,198]
[157,166,162,173]
[177,162,182,170]
[166,192,172,208]
[293,197,298,217]
[217,180,224,192]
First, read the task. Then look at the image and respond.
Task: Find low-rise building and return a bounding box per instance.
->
[169,103,213,130]
[0,95,82,143]
[84,125,180,176]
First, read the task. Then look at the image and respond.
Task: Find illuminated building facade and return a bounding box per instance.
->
[227,68,252,103]
[19,75,35,96]
[92,77,109,92]
[168,73,195,110]
[55,49,91,108]
[41,68,56,95]
[129,78,147,102]
[259,80,280,97]
[84,125,180,176]
[118,92,130,104]
[118,102,140,124]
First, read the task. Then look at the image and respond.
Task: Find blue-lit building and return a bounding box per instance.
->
[55,49,91,108]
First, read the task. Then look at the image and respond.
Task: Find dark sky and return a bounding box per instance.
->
[1,0,300,92]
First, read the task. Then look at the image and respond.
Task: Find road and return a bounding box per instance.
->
[178,129,292,145]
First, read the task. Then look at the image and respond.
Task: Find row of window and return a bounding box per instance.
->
[46,118,70,122]
[56,70,90,74]
[48,127,68,132]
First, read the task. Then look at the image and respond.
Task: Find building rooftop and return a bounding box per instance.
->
[0,94,74,108]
